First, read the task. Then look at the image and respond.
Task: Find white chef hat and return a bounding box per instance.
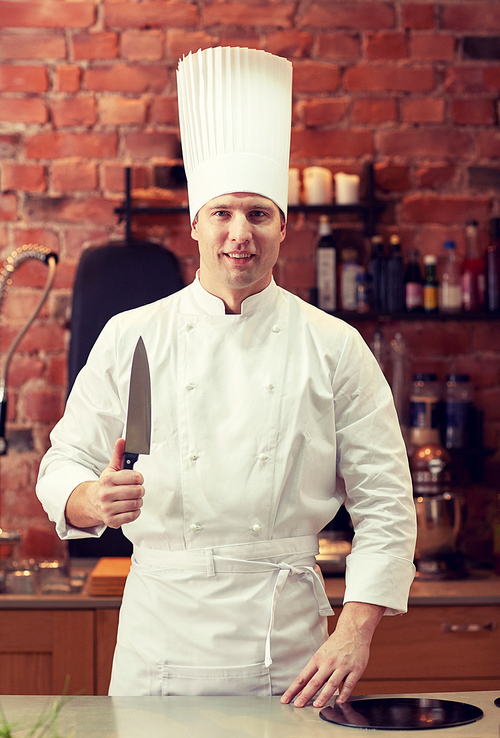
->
[177,46,293,222]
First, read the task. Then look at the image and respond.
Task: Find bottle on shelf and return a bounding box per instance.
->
[444,373,473,451]
[404,249,424,312]
[367,235,388,312]
[409,372,441,448]
[486,217,500,313]
[423,255,439,313]
[316,215,337,311]
[371,329,385,373]
[390,332,408,438]
[339,248,363,311]
[386,234,405,313]
[462,220,485,312]
[439,240,462,314]
[356,272,373,314]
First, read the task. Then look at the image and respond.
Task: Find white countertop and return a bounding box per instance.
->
[0,691,498,737]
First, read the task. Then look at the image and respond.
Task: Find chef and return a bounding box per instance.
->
[36,47,416,707]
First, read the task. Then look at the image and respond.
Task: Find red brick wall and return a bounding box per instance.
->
[0,1,499,556]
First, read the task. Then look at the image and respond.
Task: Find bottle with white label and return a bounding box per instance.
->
[462,220,485,312]
[316,215,337,311]
[405,248,423,312]
[439,240,462,313]
[339,248,363,311]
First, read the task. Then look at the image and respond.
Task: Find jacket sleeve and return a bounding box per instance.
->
[332,326,417,615]
[36,319,126,541]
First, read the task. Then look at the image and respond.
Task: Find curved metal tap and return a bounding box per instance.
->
[0,244,58,454]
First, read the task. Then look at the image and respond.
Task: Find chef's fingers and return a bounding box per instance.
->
[98,487,144,527]
[335,669,362,704]
[96,465,145,527]
[280,664,315,704]
[281,662,328,707]
[100,482,145,506]
[312,660,365,707]
[311,675,342,708]
[109,437,126,471]
[293,666,345,708]
[106,495,144,527]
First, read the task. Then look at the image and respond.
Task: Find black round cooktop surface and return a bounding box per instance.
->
[319,697,484,730]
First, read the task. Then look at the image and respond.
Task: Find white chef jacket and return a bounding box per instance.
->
[37,276,416,696]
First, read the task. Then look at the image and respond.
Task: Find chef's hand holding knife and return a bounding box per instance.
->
[65,438,145,530]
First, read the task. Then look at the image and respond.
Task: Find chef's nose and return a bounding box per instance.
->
[229,213,252,243]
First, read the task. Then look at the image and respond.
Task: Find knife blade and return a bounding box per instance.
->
[123,336,151,470]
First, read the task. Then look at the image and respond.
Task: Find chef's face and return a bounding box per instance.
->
[191,192,286,313]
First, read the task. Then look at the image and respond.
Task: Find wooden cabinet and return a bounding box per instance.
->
[328,604,500,695]
[0,609,94,695]
[0,607,119,696]
[95,608,119,695]
[1,599,499,696]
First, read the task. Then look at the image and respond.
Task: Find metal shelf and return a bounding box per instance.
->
[114,164,383,241]
[330,310,500,322]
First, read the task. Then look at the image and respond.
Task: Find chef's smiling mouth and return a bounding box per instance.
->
[224,252,255,260]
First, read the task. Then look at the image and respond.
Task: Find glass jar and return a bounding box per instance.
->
[4,559,39,595]
[410,373,441,446]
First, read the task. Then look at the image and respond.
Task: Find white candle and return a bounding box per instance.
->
[303,166,333,205]
[334,172,360,204]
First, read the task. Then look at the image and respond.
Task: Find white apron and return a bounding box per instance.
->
[108,534,333,696]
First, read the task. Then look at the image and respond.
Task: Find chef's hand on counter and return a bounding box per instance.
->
[280,601,384,709]
[65,438,145,529]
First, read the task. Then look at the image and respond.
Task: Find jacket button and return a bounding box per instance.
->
[266,382,274,391]
[186,323,194,331]
[189,453,198,461]
[251,524,261,532]
[272,324,281,333]
[258,453,267,461]
[189,523,201,532]
[186,383,196,391]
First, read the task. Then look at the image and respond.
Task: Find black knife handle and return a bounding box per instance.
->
[123,452,139,470]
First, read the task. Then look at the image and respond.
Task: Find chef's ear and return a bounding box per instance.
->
[191,213,199,241]
[279,209,286,242]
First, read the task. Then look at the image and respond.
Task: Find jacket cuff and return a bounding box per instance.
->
[344,552,416,616]
[36,466,106,540]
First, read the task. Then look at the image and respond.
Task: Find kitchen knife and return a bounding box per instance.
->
[123,336,152,470]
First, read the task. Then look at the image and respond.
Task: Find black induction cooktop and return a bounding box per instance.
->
[319,697,484,730]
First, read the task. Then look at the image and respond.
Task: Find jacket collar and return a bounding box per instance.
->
[191,272,278,315]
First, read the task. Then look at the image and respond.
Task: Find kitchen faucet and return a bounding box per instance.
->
[0,244,58,455]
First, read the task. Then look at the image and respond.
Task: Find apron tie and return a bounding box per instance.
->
[133,535,334,670]
[205,548,215,577]
[264,561,333,668]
